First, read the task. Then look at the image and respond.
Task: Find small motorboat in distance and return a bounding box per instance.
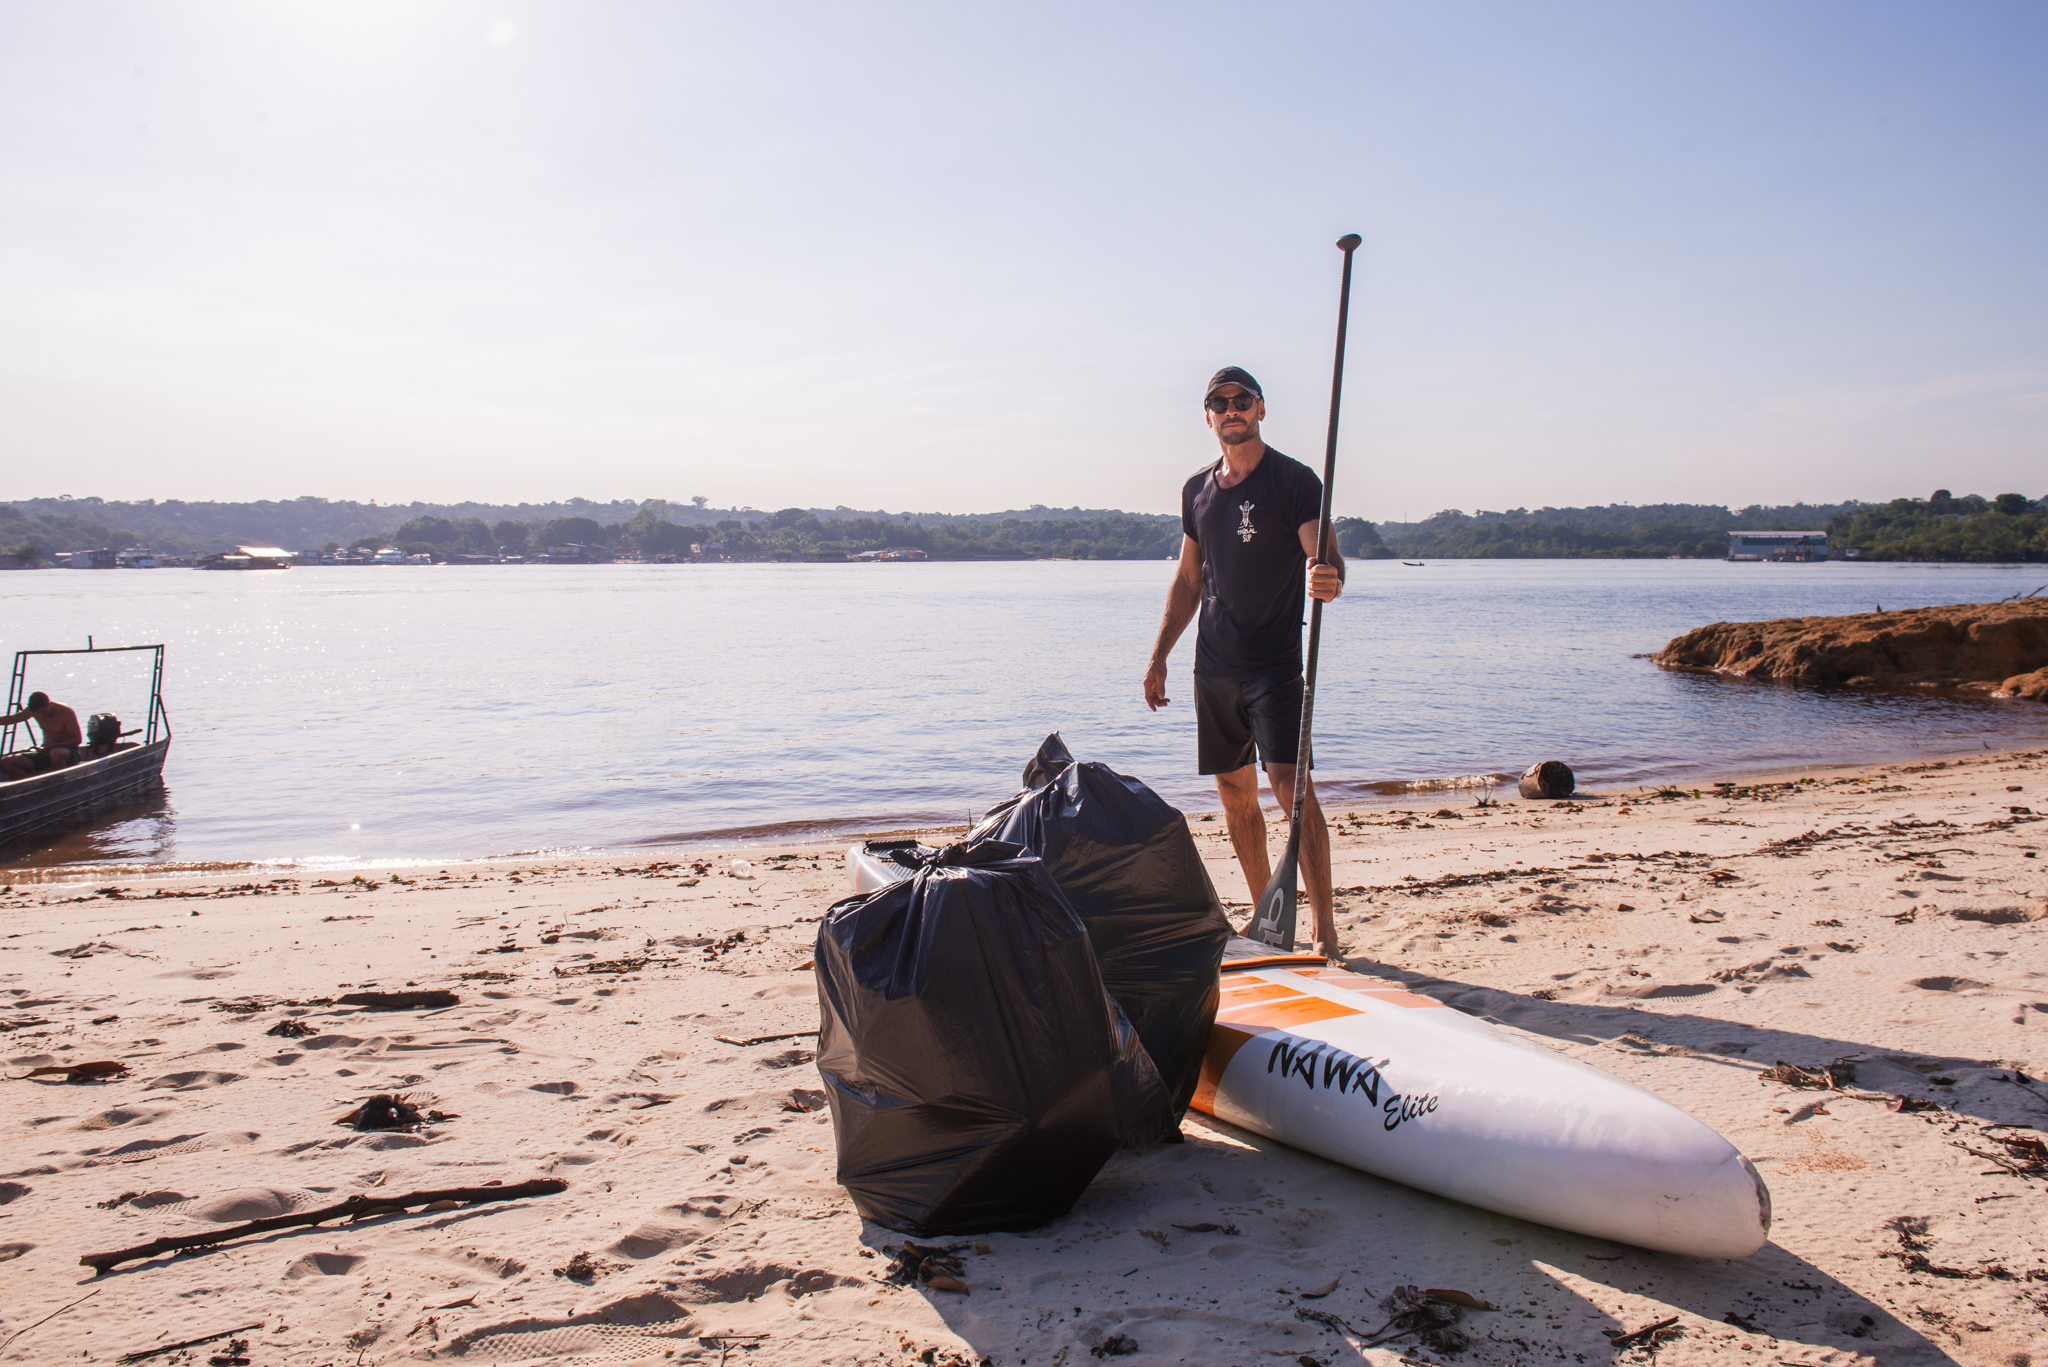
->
[0,643,173,853]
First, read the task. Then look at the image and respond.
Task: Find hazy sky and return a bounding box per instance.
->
[2,2,2043,519]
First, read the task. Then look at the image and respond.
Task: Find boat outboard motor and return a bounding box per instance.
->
[87,713,122,750]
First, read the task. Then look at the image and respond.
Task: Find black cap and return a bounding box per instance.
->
[1204,366,1262,401]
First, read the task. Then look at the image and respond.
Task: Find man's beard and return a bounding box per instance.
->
[1219,422,1259,447]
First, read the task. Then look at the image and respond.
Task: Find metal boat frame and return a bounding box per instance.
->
[0,643,173,853]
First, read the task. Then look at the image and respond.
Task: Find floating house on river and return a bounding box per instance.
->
[1726,531,1830,562]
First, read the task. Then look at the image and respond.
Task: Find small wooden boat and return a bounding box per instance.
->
[0,644,172,853]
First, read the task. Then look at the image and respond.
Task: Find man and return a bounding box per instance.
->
[0,692,85,781]
[1143,366,1344,956]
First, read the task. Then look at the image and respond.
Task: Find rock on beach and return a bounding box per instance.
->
[1653,598,2048,698]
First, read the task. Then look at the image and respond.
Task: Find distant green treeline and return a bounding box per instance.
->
[0,494,1389,563]
[3,489,2042,562]
[1374,491,2046,561]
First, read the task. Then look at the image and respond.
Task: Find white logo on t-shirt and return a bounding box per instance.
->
[1237,501,1256,543]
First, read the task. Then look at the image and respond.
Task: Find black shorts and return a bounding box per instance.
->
[1194,671,1306,775]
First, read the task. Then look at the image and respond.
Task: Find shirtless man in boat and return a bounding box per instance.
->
[1143,366,1344,957]
[0,692,86,780]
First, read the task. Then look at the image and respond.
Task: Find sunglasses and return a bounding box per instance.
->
[1205,393,1258,413]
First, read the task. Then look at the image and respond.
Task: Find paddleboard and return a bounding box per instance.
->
[844,841,1770,1258]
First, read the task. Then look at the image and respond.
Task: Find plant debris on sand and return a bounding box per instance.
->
[1605,1315,1684,1358]
[1356,1284,1482,1352]
[887,1241,970,1294]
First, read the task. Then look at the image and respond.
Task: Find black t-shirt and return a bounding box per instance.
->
[1180,447,1323,678]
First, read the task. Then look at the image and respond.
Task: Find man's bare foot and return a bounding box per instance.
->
[1313,940,1342,962]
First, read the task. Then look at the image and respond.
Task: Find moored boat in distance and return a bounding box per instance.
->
[0,644,173,855]
[196,545,292,570]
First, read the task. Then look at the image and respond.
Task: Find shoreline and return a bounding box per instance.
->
[6,737,2045,887]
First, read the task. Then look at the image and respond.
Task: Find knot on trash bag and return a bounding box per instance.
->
[925,838,1026,869]
[1020,731,1077,789]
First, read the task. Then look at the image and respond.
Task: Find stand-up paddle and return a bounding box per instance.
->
[1247,232,1362,953]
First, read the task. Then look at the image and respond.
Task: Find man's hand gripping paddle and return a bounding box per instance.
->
[1247,232,1362,954]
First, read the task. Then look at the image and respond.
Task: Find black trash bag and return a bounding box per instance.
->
[815,837,1174,1235]
[975,733,1232,1119]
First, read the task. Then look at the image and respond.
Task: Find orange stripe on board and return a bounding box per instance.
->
[1214,994,1360,1032]
[1290,966,1398,989]
[1217,981,1300,1006]
[1190,1022,1258,1114]
[1284,966,1450,1009]
[1192,995,1371,1113]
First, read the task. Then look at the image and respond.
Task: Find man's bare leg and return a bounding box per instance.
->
[1263,761,1336,957]
[1213,765,1271,915]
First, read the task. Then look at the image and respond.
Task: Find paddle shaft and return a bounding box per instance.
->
[1250,233,1361,950]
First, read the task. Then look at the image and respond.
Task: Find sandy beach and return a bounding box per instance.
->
[2,746,2044,1367]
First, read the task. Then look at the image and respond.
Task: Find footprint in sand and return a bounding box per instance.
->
[670,1264,808,1303]
[295,1035,365,1051]
[442,1249,526,1278]
[73,1104,176,1131]
[333,1132,434,1151]
[444,1293,693,1361]
[0,1182,30,1205]
[284,1250,367,1278]
[125,1190,189,1209]
[0,1242,32,1262]
[69,1132,259,1169]
[1609,983,1718,999]
[608,1213,713,1259]
[82,1133,207,1159]
[1951,906,2043,924]
[142,1071,246,1091]
[1912,976,1993,992]
[182,1187,319,1222]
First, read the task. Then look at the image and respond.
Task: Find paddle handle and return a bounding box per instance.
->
[1287,234,1361,831]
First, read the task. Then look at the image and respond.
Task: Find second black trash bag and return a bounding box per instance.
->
[815,838,1173,1236]
[975,734,1233,1119]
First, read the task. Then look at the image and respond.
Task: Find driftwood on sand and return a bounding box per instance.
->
[80,1178,567,1273]
[115,1321,265,1364]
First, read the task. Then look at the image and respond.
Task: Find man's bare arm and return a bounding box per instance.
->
[1143,535,1204,710]
[1298,522,1345,601]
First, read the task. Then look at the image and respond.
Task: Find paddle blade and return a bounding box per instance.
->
[1246,856,1298,950]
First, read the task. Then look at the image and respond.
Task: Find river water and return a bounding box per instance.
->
[3,558,2044,874]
